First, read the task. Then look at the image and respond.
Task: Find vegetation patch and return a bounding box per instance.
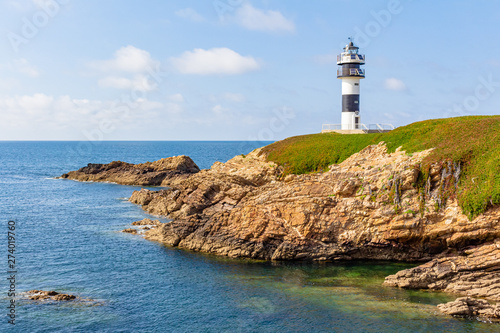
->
[260,116,500,219]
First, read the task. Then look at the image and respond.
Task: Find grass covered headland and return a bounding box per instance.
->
[261,116,500,219]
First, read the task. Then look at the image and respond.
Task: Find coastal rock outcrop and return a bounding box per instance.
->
[27,290,77,301]
[60,155,200,186]
[64,140,500,320]
[383,240,500,320]
[132,218,162,226]
[437,297,500,321]
[128,143,500,265]
[121,219,163,235]
[62,135,500,321]
[383,241,500,300]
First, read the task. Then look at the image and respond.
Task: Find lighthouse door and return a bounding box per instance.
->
[355,116,360,129]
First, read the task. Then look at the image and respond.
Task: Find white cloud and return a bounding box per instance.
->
[135,98,166,111]
[175,8,204,22]
[164,102,183,114]
[209,104,237,124]
[223,93,245,102]
[0,94,96,129]
[13,58,40,77]
[32,0,47,7]
[212,104,225,115]
[6,0,34,11]
[16,93,53,111]
[384,78,407,91]
[0,58,40,77]
[90,45,158,73]
[0,94,166,135]
[2,0,58,11]
[234,4,295,32]
[98,75,156,92]
[89,46,164,91]
[170,47,260,75]
[167,93,185,103]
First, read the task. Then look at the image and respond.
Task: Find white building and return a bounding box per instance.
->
[322,39,393,134]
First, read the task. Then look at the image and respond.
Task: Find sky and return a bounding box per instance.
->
[0,0,499,141]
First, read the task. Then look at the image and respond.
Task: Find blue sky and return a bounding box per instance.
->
[0,0,499,140]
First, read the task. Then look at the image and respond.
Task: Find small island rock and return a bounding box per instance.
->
[60,155,200,186]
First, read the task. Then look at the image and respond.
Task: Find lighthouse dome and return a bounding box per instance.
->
[344,41,359,53]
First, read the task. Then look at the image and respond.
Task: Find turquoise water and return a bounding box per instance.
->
[0,141,497,332]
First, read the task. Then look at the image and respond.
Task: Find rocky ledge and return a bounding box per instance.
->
[60,155,199,186]
[384,241,500,321]
[437,297,500,322]
[384,241,500,300]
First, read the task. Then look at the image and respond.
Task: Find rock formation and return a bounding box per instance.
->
[122,219,163,234]
[60,155,200,186]
[129,143,500,321]
[384,241,500,321]
[122,228,138,234]
[27,290,76,301]
[132,218,162,226]
[384,241,500,300]
[63,143,500,321]
[128,144,500,262]
[437,297,500,322]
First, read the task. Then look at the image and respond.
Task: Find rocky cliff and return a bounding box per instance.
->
[129,144,499,262]
[132,143,500,320]
[62,142,500,321]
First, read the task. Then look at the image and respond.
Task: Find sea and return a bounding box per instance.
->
[0,141,496,332]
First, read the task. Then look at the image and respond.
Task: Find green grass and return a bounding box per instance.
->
[261,116,500,219]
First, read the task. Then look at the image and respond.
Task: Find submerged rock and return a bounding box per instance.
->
[437,297,500,321]
[122,219,164,236]
[53,294,77,301]
[132,218,162,226]
[27,290,76,301]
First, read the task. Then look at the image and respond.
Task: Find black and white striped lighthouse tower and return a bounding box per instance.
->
[337,38,365,130]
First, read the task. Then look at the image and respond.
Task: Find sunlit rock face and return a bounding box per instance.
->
[126,144,499,265]
[61,155,200,186]
[63,142,500,320]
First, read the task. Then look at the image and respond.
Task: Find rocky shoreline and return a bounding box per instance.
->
[61,144,500,321]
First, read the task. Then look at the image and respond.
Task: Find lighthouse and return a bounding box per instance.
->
[337,39,365,130]
[321,39,393,134]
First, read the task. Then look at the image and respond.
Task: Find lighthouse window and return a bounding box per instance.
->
[354,83,359,86]
[351,54,356,59]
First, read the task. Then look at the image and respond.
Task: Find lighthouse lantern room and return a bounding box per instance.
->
[337,39,365,130]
